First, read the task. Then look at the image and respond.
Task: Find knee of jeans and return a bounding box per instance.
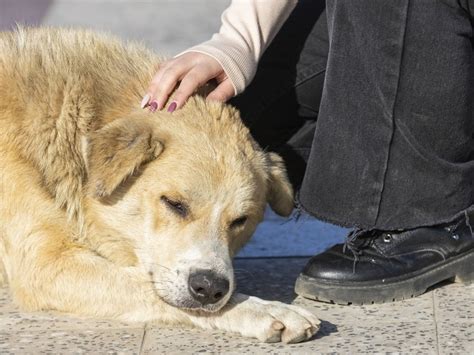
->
[295,72,325,117]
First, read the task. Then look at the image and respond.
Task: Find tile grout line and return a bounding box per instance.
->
[138,324,147,355]
[432,291,441,355]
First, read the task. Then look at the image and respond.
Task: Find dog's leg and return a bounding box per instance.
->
[1,154,319,343]
[9,227,319,343]
[6,224,193,324]
[10,234,319,343]
[7,214,319,342]
[0,263,6,287]
[0,151,185,324]
[10,228,319,342]
[186,293,321,343]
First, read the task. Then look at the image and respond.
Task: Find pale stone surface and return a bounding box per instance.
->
[437,322,474,355]
[0,328,144,354]
[434,282,474,322]
[0,258,472,354]
[434,283,474,354]
[141,322,438,354]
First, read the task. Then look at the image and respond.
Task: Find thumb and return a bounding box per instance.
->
[206,80,235,103]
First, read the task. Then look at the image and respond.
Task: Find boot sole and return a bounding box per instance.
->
[294,249,474,305]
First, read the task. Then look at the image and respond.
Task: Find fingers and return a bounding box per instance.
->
[206,79,235,103]
[147,60,190,111]
[171,69,211,111]
[142,52,233,112]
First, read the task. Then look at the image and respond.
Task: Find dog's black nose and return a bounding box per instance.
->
[188,270,230,305]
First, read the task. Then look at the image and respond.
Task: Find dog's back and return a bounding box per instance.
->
[0,26,156,119]
[0,26,160,148]
[0,27,161,220]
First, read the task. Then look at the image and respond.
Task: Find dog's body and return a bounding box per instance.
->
[0,27,319,343]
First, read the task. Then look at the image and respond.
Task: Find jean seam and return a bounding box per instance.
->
[373,1,411,226]
[295,63,327,87]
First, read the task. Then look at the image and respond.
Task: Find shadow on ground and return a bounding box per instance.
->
[234,257,309,304]
[234,257,339,341]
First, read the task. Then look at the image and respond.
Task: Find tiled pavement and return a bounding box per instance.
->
[0,258,473,354]
[1,0,473,353]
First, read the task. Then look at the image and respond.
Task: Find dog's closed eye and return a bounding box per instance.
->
[161,196,188,217]
[229,216,248,229]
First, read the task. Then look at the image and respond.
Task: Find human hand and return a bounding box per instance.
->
[141,52,235,112]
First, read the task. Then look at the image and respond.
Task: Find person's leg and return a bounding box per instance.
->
[232,0,473,305]
[230,0,328,189]
[298,0,474,229]
[295,0,474,303]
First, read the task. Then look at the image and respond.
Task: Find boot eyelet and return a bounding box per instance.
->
[452,234,459,240]
[383,234,392,243]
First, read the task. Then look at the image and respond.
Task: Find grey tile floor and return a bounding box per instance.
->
[0,1,473,353]
[1,258,473,354]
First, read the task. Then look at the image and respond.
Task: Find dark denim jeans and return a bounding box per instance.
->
[230,0,474,230]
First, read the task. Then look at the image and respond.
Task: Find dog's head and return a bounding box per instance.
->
[85,97,293,312]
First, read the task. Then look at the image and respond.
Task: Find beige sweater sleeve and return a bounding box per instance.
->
[177,0,297,95]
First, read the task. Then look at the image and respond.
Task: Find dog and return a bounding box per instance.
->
[0,27,320,343]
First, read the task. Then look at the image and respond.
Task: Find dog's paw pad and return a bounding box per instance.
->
[249,301,320,343]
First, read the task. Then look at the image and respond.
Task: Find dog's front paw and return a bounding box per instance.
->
[231,295,321,343]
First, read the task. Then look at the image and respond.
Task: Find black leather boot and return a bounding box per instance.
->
[295,211,474,305]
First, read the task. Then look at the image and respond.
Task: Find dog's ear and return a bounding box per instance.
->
[266,152,294,217]
[87,118,163,198]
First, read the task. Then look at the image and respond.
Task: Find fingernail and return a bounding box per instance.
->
[149,100,158,113]
[167,101,177,113]
[141,94,151,109]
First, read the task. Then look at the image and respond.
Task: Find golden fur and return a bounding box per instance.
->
[0,27,319,343]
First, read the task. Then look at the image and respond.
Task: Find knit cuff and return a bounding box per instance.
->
[175,41,257,96]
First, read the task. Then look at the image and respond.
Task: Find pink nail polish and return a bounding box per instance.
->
[167,102,177,113]
[149,100,158,113]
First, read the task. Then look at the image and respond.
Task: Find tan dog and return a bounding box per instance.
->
[0,27,320,343]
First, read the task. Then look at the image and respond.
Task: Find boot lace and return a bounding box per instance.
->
[343,210,474,274]
[343,229,380,273]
